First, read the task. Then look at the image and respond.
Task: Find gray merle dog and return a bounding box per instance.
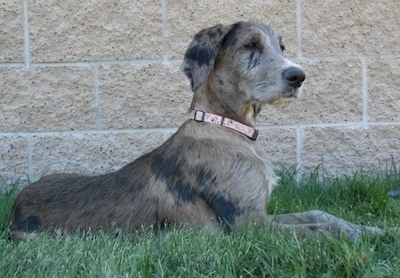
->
[9,21,386,242]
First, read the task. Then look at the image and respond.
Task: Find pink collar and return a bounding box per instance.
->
[189,110,259,141]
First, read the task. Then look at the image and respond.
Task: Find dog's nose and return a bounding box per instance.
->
[283,67,306,88]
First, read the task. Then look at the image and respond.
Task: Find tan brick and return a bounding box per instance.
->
[0,135,29,190]
[31,131,164,181]
[0,67,95,132]
[166,0,297,59]
[258,58,363,125]
[99,63,191,129]
[302,1,400,55]
[0,1,24,62]
[301,125,400,176]
[29,0,163,62]
[257,128,297,171]
[368,57,400,122]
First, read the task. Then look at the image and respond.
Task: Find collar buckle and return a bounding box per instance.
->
[193,110,206,122]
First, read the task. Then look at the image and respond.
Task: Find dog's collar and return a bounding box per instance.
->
[189,110,259,141]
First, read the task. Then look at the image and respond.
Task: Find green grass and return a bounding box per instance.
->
[1,169,400,277]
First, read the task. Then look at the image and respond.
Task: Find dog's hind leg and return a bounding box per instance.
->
[163,201,222,234]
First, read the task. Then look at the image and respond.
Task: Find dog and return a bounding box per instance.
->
[9,21,385,242]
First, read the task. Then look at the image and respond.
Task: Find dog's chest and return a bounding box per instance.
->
[251,147,279,197]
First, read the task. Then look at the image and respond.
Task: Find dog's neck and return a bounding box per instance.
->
[190,83,258,127]
[189,110,259,141]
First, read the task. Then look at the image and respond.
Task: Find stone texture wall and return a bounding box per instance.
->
[1,0,399,190]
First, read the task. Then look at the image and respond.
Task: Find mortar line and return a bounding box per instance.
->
[162,130,170,142]
[4,56,398,70]
[30,62,93,68]
[301,53,400,60]
[12,54,399,67]
[22,0,31,68]
[361,57,369,123]
[27,134,33,183]
[161,0,169,64]
[25,59,175,68]
[0,127,180,137]
[295,126,304,182]
[296,0,303,58]
[0,122,398,139]
[92,65,101,129]
[0,63,26,68]
[1,120,399,138]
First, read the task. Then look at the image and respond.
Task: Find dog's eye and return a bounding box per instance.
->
[244,41,260,50]
[280,45,285,52]
[244,42,257,48]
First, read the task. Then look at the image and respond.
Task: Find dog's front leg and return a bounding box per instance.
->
[269,210,385,242]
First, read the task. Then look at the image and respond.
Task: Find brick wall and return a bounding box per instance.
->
[1,0,399,190]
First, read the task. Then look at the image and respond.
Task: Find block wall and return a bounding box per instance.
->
[1,0,399,190]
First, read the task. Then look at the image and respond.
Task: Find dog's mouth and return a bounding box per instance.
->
[268,97,293,107]
[267,87,300,107]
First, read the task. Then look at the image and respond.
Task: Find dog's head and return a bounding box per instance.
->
[181,21,305,123]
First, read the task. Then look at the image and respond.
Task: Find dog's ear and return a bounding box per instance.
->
[181,24,232,92]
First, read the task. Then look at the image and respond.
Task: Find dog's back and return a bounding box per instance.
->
[10,119,275,239]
